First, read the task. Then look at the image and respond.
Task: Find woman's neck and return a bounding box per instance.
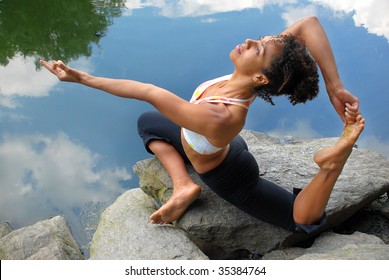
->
[221,72,255,99]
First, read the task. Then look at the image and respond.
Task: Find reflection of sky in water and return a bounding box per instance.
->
[1,0,388,253]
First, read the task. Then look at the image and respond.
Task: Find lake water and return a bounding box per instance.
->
[1,0,388,257]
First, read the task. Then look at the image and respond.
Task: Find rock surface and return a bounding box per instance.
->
[0,222,13,239]
[263,231,389,260]
[132,130,389,259]
[90,188,208,260]
[0,216,84,260]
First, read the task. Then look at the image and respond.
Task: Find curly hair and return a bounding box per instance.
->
[254,34,319,105]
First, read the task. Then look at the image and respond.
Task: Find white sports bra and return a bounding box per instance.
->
[182,75,255,155]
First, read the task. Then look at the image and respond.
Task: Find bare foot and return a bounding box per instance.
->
[150,182,201,224]
[314,115,365,170]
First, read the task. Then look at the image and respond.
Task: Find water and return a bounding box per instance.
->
[1,0,388,257]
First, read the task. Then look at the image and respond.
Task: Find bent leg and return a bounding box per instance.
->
[148,140,201,224]
[137,111,200,224]
[293,115,365,224]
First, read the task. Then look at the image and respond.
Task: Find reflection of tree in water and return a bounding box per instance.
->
[0,0,126,66]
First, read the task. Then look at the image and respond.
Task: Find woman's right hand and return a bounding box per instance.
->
[329,87,360,124]
[40,59,85,83]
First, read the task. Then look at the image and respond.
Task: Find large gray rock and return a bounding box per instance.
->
[133,130,389,259]
[90,188,208,260]
[0,216,84,260]
[263,231,389,260]
[298,231,389,260]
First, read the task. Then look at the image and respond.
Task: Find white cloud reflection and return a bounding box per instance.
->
[312,0,389,42]
[358,134,389,160]
[124,0,389,41]
[0,54,94,109]
[267,118,322,139]
[124,0,298,17]
[0,132,130,236]
[0,54,58,108]
[266,119,389,160]
[281,5,318,27]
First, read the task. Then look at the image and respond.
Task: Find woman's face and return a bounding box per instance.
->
[230,36,283,77]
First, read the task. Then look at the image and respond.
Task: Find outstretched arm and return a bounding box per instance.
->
[39,60,235,139]
[281,16,359,124]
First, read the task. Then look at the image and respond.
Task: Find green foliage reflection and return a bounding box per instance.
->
[0,0,126,66]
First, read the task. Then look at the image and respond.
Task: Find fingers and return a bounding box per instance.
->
[55,60,66,69]
[345,112,355,124]
[39,59,66,70]
[345,106,359,117]
[40,59,71,82]
[39,59,54,73]
[333,88,360,125]
[346,98,359,111]
[345,105,362,125]
[344,97,359,124]
[345,110,356,124]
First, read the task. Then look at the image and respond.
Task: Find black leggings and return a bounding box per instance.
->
[137,111,326,233]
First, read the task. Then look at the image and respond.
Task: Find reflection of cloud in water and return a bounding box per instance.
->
[124,0,389,41]
[267,118,389,159]
[359,135,389,160]
[282,5,318,26]
[0,132,130,240]
[0,54,58,108]
[0,54,94,109]
[0,111,29,123]
[312,0,389,42]
[266,118,322,139]
[124,0,298,17]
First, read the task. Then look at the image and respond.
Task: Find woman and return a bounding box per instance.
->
[40,16,363,233]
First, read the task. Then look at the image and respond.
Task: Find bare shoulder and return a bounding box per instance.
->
[204,103,247,145]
